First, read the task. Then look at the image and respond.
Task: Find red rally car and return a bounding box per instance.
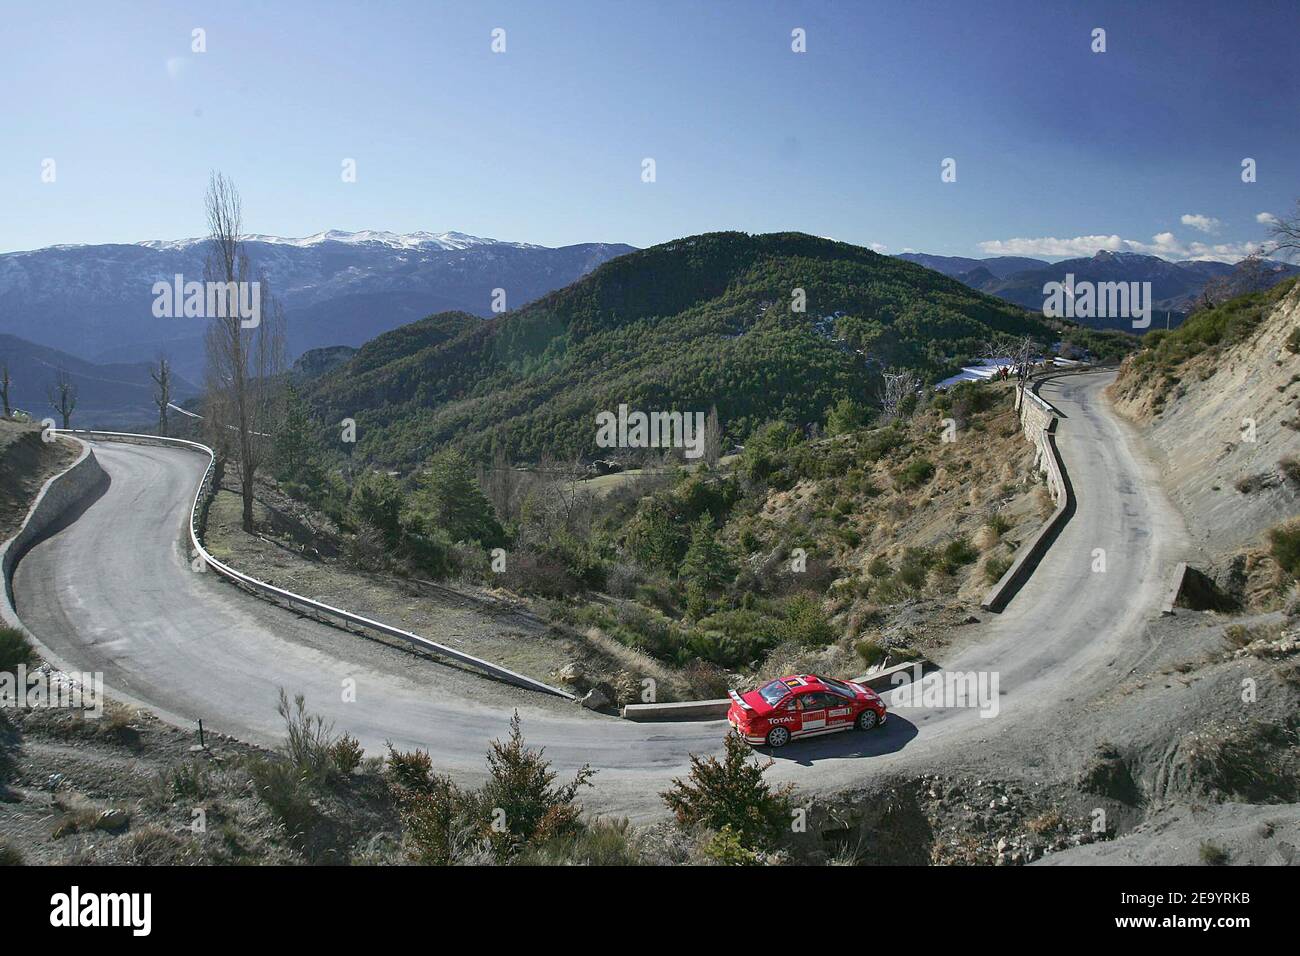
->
[727,673,886,748]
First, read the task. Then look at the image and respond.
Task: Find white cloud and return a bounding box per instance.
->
[1180,213,1221,234]
[1257,211,1278,225]
[977,233,1264,263]
[869,242,888,253]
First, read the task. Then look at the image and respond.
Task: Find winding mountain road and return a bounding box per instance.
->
[12,370,1186,818]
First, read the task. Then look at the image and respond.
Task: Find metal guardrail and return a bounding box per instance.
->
[57,429,576,700]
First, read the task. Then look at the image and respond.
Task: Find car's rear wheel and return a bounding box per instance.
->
[856,709,879,731]
[766,726,791,748]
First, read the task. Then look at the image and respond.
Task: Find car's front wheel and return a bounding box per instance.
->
[856,709,879,731]
[766,726,791,748]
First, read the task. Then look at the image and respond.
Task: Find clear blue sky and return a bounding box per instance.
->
[3,0,1297,259]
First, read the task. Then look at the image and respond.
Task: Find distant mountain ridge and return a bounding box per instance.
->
[897,250,1300,325]
[895,253,1050,279]
[0,231,635,382]
[0,332,199,427]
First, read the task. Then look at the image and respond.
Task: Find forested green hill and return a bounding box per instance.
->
[308,232,1125,465]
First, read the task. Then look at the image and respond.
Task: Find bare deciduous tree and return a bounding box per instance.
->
[151,356,172,436]
[878,370,918,420]
[47,369,77,429]
[1266,200,1300,262]
[202,171,285,532]
[481,443,525,526]
[517,453,597,548]
[1009,335,1042,386]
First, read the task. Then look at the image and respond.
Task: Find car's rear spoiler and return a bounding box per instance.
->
[728,689,752,710]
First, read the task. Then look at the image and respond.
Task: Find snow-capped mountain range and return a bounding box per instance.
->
[0,231,635,382]
[134,229,546,252]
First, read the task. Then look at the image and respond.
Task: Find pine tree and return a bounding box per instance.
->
[411,448,506,546]
[680,515,734,592]
[273,384,324,490]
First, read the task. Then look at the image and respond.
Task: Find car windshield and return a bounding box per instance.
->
[820,676,858,699]
[757,679,790,706]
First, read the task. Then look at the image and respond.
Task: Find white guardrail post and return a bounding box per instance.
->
[56,429,576,701]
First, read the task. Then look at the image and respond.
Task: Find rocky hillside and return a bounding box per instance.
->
[1109,278,1300,604]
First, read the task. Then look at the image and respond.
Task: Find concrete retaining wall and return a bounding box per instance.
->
[1,439,106,633]
[980,377,1075,613]
[1015,385,1065,505]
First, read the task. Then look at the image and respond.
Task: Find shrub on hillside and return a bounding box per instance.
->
[392,712,595,864]
[689,608,783,668]
[780,594,835,646]
[984,554,1014,584]
[500,551,581,598]
[0,627,37,675]
[738,421,802,487]
[1279,456,1300,486]
[248,757,320,845]
[1268,520,1300,579]
[661,732,794,852]
[1181,718,1299,803]
[855,637,887,668]
[940,537,979,571]
[275,689,358,783]
[897,457,935,489]
[858,426,905,464]
[385,745,434,792]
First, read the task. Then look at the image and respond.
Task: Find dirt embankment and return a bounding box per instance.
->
[1109,283,1300,606]
[0,421,79,544]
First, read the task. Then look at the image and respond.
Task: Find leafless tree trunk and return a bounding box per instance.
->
[1010,335,1040,386]
[482,443,523,525]
[878,370,918,420]
[202,171,285,532]
[47,369,77,429]
[0,363,11,418]
[151,357,172,436]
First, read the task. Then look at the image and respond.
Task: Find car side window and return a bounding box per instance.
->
[802,692,826,709]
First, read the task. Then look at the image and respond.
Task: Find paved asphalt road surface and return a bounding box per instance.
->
[13,370,1187,818]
